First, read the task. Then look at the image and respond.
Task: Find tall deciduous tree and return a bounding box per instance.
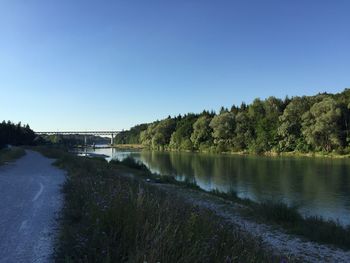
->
[234,112,253,150]
[209,112,236,149]
[248,97,283,152]
[190,115,213,149]
[169,114,197,150]
[278,97,310,151]
[302,97,341,152]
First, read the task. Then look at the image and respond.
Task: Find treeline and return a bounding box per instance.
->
[41,134,110,146]
[115,124,148,144]
[0,121,36,148]
[115,89,350,154]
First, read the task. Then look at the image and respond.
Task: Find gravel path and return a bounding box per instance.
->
[0,150,65,263]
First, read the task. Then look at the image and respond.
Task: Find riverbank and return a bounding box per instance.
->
[113,143,350,158]
[33,147,350,262]
[265,150,350,159]
[0,146,25,165]
[113,143,145,149]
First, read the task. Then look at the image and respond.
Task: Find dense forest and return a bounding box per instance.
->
[115,89,350,154]
[0,121,36,148]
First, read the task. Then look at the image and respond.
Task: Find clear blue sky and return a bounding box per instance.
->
[0,0,349,131]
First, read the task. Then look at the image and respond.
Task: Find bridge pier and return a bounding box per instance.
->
[111,133,114,146]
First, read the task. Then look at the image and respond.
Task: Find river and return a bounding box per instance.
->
[80,147,350,226]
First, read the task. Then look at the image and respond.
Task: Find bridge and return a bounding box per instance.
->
[35,131,121,145]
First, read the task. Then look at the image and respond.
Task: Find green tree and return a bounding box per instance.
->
[140,122,158,147]
[140,118,177,150]
[190,115,213,150]
[234,112,253,151]
[248,97,283,153]
[278,97,310,151]
[169,114,197,150]
[301,97,341,152]
[114,124,148,144]
[209,112,236,151]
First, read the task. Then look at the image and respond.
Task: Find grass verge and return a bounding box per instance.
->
[32,147,284,262]
[0,147,25,165]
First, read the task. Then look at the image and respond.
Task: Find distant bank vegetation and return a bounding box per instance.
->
[115,89,350,154]
[41,134,110,147]
[0,121,36,149]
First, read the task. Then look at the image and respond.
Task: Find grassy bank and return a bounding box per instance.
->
[33,147,283,262]
[0,147,25,165]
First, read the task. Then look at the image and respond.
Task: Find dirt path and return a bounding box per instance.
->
[140,178,350,262]
[0,150,65,263]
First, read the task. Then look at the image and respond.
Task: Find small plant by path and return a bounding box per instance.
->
[0,147,25,165]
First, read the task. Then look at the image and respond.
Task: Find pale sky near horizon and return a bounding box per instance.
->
[0,0,349,131]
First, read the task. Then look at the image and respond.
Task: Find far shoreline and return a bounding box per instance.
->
[111,144,350,159]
